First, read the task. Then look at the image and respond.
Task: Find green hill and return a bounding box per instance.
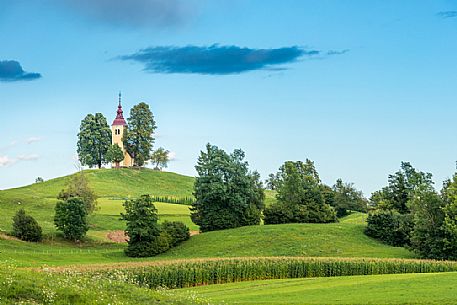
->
[0,169,414,268]
[160,220,412,259]
[0,168,195,233]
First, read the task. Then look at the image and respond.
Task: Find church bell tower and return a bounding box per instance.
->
[111,92,133,167]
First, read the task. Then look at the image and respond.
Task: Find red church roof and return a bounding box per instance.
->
[112,92,127,126]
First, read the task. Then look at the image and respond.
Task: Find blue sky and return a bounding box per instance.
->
[1,0,457,195]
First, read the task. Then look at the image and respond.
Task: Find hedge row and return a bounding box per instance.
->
[89,257,457,289]
[149,196,195,205]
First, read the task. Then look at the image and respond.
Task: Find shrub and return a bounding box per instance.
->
[122,195,169,257]
[161,221,190,247]
[365,210,412,246]
[12,209,42,242]
[54,197,89,241]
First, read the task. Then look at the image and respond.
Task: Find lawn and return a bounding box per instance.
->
[179,272,457,304]
[160,222,413,259]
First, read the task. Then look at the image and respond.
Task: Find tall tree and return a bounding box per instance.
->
[191,144,265,232]
[151,147,169,170]
[124,102,156,166]
[106,144,124,168]
[77,113,112,169]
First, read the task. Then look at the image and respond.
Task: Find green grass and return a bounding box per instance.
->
[0,265,204,305]
[0,168,195,234]
[160,222,413,259]
[179,272,457,304]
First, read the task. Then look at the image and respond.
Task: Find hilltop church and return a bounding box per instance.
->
[111,93,134,167]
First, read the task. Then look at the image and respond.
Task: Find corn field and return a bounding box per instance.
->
[85,257,457,289]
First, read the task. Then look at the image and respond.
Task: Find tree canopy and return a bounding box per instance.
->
[77,113,112,169]
[106,144,124,168]
[191,144,265,232]
[123,102,156,167]
[151,147,169,170]
[264,160,337,224]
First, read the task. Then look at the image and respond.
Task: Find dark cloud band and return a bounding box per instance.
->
[437,11,457,18]
[119,45,320,75]
[0,60,41,82]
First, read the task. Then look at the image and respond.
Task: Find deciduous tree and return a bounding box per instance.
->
[77,113,112,169]
[54,197,89,241]
[191,144,265,232]
[106,144,124,168]
[151,147,169,170]
[124,102,156,167]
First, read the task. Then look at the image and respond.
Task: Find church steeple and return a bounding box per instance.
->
[112,92,127,126]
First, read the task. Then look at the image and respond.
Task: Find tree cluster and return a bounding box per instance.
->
[122,195,189,257]
[77,102,168,169]
[264,160,338,224]
[365,162,457,259]
[190,144,265,232]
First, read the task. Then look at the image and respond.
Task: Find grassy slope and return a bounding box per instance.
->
[0,214,413,267]
[0,169,412,267]
[0,168,195,233]
[160,220,413,259]
[180,272,457,304]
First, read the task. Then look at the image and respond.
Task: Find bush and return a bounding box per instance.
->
[54,197,89,241]
[161,221,190,247]
[365,210,412,246]
[264,202,337,225]
[12,209,42,242]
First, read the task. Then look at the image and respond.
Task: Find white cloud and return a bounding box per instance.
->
[168,151,177,161]
[17,154,39,161]
[26,136,42,144]
[0,156,15,167]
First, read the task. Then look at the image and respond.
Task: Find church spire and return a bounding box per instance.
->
[112,92,127,126]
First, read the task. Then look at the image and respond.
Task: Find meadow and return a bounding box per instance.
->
[1,168,455,304]
[178,272,457,305]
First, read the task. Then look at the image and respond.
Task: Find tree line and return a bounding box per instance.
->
[365,162,457,260]
[190,144,367,232]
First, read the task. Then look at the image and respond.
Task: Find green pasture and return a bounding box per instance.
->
[179,272,457,304]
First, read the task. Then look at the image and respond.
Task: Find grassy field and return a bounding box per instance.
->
[0,168,195,233]
[179,272,457,304]
[0,265,204,305]
[0,215,413,267]
[160,221,413,259]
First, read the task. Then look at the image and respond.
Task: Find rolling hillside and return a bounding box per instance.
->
[0,168,195,233]
[0,168,414,268]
